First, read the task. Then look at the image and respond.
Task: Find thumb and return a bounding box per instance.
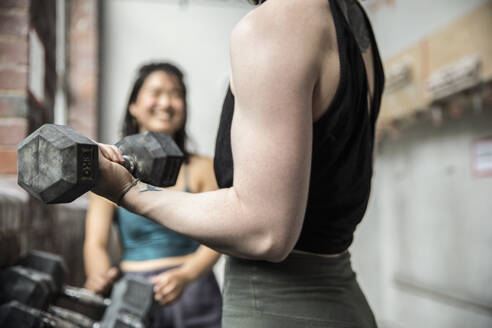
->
[150,274,166,284]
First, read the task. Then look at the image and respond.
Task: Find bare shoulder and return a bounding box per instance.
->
[232,0,332,53]
[188,155,214,176]
[187,155,217,192]
[188,155,214,172]
[230,0,334,92]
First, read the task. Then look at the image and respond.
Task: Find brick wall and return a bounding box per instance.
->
[68,0,99,139]
[0,0,104,287]
[0,0,29,175]
[0,0,100,173]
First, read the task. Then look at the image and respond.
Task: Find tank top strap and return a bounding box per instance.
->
[352,0,385,130]
[329,0,385,140]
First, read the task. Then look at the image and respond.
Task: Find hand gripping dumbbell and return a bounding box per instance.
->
[17,124,184,203]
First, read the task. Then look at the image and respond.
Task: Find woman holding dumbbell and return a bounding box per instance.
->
[83,63,222,328]
[94,0,384,326]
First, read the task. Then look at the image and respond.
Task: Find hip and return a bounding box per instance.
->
[222,251,377,327]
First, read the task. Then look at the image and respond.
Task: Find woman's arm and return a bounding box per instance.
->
[170,157,221,278]
[83,193,119,293]
[150,246,220,304]
[151,157,221,304]
[94,0,324,262]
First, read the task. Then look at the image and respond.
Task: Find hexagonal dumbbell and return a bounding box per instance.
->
[2,250,156,327]
[28,251,155,322]
[100,275,155,328]
[17,124,183,203]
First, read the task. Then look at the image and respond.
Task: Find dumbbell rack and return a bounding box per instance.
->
[0,249,156,328]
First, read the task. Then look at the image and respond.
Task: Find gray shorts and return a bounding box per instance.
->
[222,251,377,328]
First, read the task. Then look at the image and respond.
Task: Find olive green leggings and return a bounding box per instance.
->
[222,252,377,328]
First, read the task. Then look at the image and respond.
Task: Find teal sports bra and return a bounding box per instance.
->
[115,166,199,261]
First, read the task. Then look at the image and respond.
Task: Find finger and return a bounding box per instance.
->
[149,275,160,284]
[157,296,169,305]
[160,291,178,305]
[151,274,169,287]
[98,144,116,162]
[98,144,122,163]
[153,282,168,297]
[155,294,166,304]
[155,288,175,305]
[108,145,125,163]
[154,287,167,303]
[159,282,177,298]
[106,145,122,163]
[154,281,176,301]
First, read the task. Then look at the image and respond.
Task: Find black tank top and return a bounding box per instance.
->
[214,0,385,254]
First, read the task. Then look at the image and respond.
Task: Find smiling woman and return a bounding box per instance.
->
[83,63,223,327]
[248,0,264,4]
[122,63,191,161]
[128,71,185,136]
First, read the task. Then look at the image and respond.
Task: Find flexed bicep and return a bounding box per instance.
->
[227,4,320,259]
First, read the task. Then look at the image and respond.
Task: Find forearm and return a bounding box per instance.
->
[121,181,283,261]
[84,242,112,277]
[179,246,221,282]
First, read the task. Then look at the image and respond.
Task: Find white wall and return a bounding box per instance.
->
[352,107,492,328]
[353,1,492,327]
[364,0,490,59]
[100,0,252,157]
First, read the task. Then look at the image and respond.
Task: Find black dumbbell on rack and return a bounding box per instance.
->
[0,250,156,328]
[0,298,150,328]
[0,301,80,328]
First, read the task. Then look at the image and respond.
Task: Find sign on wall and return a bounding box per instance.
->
[472,137,492,177]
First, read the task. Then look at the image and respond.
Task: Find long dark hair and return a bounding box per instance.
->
[122,62,190,163]
[248,0,266,4]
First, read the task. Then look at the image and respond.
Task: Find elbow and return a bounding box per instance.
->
[257,234,293,263]
[252,226,298,263]
[263,247,291,263]
[237,202,304,262]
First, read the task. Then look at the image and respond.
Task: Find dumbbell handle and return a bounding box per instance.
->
[121,155,137,174]
[4,301,79,328]
[53,289,146,328]
[50,305,144,328]
[62,285,111,308]
[48,305,95,328]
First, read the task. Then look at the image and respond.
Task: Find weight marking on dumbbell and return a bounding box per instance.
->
[80,146,96,182]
